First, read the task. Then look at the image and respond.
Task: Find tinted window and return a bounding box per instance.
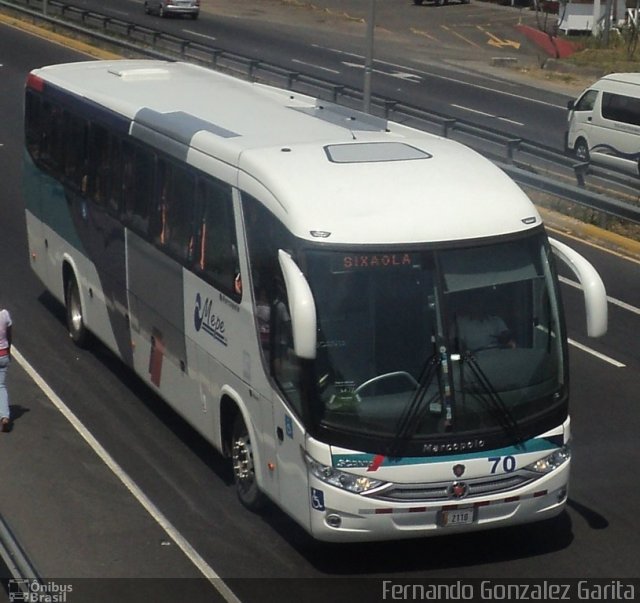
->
[194,178,240,300]
[574,89,598,112]
[122,142,154,235]
[152,159,196,262]
[602,92,640,125]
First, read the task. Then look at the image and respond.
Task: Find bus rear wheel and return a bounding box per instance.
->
[65,276,89,347]
[231,413,265,511]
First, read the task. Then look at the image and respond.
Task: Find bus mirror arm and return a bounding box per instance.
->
[549,238,608,338]
[278,250,317,359]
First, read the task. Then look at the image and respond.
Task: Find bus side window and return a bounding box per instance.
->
[64,111,89,193]
[25,91,43,161]
[39,101,65,174]
[194,177,240,301]
[87,124,112,205]
[106,136,122,216]
[121,142,154,236]
[152,159,195,262]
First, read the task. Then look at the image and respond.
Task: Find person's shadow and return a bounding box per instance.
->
[4,405,30,432]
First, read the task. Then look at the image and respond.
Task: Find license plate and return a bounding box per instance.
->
[439,507,475,527]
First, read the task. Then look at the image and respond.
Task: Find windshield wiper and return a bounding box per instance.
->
[462,351,523,444]
[388,351,439,457]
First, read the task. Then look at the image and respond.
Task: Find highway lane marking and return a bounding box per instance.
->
[451,104,493,118]
[11,347,241,603]
[560,275,632,368]
[560,275,640,316]
[566,338,626,368]
[451,103,524,125]
[342,61,421,82]
[441,25,483,50]
[186,31,218,42]
[497,116,525,126]
[545,224,640,266]
[409,27,440,43]
[291,59,340,74]
[103,9,130,17]
[315,45,565,109]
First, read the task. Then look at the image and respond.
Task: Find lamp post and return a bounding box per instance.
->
[363,0,376,113]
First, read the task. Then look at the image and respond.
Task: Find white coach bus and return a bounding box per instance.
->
[24,60,607,542]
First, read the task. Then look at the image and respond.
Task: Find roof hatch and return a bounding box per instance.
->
[107,67,171,81]
[325,142,432,163]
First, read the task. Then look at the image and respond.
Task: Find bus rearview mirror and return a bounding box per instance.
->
[278,250,317,359]
[549,238,608,338]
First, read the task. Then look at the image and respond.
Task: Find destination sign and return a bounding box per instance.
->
[337,253,418,271]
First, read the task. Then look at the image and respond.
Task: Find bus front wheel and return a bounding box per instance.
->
[65,276,89,347]
[231,413,265,511]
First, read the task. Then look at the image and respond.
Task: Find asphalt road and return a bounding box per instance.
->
[0,10,639,603]
[36,0,590,151]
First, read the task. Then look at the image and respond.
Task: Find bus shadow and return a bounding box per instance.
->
[262,510,575,574]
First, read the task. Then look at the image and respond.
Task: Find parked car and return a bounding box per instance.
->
[144,0,200,19]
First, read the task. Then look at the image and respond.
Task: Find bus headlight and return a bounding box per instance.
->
[305,453,386,494]
[525,444,571,473]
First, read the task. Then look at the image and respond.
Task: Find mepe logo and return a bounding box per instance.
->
[194,292,228,346]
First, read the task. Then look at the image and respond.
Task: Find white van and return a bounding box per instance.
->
[566,72,640,175]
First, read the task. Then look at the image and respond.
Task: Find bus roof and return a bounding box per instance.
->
[31,60,541,245]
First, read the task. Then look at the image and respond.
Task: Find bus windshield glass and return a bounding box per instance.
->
[303,231,565,448]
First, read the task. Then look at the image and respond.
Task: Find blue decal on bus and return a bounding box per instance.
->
[285,415,293,438]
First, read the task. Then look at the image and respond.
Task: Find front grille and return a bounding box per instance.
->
[368,471,537,502]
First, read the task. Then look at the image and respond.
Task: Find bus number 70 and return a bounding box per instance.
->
[488,456,517,474]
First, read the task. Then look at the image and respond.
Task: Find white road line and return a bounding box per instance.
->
[451,104,524,125]
[291,59,340,74]
[314,45,564,109]
[450,104,494,118]
[560,275,640,316]
[105,9,130,17]
[497,116,525,126]
[567,338,626,368]
[11,347,241,603]
[185,31,217,42]
[341,61,421,82]
[559,276,631,367]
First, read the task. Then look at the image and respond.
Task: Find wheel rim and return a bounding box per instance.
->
[232,434,255,495]
[69,286,83,336]
[576,140,589,161]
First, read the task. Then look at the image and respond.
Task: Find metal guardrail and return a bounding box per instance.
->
[1,0,640,226]
[0,513,42,596]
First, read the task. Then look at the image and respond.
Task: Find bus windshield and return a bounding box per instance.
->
[302,231,566,451]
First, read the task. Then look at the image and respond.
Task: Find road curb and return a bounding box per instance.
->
[0,12,121,59]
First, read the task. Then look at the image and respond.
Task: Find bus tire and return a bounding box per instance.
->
[231,413,265,511]
[65,276,89,348]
